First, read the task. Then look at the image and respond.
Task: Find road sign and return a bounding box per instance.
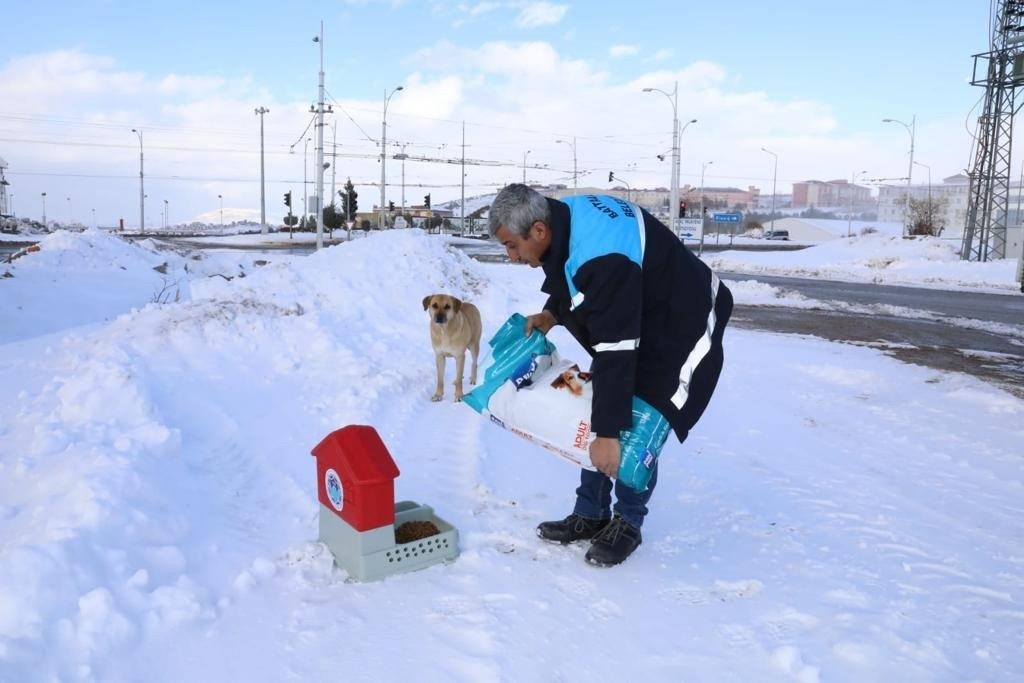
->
[712,212,741,223]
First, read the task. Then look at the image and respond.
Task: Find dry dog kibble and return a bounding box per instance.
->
[395,520,441,544]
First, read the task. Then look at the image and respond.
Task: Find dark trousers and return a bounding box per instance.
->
[573,463,659,529]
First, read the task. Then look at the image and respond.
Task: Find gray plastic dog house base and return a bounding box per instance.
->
[319,500,460,582]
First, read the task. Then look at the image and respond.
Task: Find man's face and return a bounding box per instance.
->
[494,221,551,267]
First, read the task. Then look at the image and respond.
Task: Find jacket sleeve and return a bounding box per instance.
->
[572,253,643,437]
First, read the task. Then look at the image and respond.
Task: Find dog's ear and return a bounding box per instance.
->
[451,297,462,314]
[422,295,432,311]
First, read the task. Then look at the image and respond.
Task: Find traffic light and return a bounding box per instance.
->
[388,200,395,212]
[608,171,614,182]
[678,200,687,218]
[284,191,292,208]
[424,193,431,209]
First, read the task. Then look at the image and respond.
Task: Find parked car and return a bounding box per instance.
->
[764,230,790,240]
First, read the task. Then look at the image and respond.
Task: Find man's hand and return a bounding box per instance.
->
[524,310,558,336]
[589,436,621,479]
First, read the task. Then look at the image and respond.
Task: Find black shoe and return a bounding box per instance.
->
[585,516,642,567]
[536,514,610,544]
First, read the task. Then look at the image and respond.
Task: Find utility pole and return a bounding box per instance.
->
[311,22,333,249]
[380,85,404,229]
[461,121,466,232]
[330,120,338,202]
[130,128,144,232]
[255,106,270,234]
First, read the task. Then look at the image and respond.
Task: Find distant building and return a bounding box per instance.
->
[681,185,761,212]
[541,184,760,217]
[791,179,872,209]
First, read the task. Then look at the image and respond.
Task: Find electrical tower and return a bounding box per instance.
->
[961,0,1024,263]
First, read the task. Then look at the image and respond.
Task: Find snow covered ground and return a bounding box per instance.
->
[1,229,1022,682]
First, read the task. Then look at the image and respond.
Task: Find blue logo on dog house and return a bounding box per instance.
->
[324,468,344,511]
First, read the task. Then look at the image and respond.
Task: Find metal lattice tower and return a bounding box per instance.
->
[961,0,1024,262]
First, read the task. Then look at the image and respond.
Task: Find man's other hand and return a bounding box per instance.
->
[524,310,557,336]
[589,436,621,478]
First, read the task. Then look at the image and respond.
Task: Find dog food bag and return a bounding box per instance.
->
[463,314,671,491]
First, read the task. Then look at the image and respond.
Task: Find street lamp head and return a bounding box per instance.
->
[687,118,697,124]
[642,87,654,92]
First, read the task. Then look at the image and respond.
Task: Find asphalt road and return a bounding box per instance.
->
[721,272,1024,397]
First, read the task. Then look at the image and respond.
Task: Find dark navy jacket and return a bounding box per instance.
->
[540,195,732,442]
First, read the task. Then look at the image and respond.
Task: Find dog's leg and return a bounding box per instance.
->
[432,353,445,401]
[469,339,479,386]
[453,351,467,401]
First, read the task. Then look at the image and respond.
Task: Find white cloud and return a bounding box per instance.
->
[0,49,145,110]
[468,1,502,16]
[645,48,673,63]
[609,44,639,58]
[516,2,568,28]
[157,74,229,98]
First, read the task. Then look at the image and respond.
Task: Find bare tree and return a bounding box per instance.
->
[907,194,949,236]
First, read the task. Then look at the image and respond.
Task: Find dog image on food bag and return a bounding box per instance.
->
[423,294,483,402]
[550,364,592,396]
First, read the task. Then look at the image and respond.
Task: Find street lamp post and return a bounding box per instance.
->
[523,150,531,184]
[66,197,72,224]
[761,147,778,235]
[311,23,333,249]
[555,138,578,194]
[91,208,96,229]
[883,115,916,236]
[254,106,269,234]
[644,81,695,233]
[163,199,169,230]
[380,85,404,229]
[130,128,144,232]
[218,194,223,226]
[41,191,46,227]
[847,170,867,237]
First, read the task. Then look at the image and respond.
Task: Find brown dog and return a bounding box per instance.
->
[423,294,482,402]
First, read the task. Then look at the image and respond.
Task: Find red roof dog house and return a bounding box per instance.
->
[311,425,459,581]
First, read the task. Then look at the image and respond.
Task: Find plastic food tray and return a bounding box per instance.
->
[318,500,459,581]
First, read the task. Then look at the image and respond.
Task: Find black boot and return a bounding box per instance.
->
[585,515,642,566]
[536,513,610,544]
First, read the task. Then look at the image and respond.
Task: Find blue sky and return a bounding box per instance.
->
[0,0,994,226]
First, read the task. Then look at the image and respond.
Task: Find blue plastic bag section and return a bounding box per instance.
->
[464,314,672,491]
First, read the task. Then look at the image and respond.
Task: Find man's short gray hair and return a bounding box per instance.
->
[488,183,551,237]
